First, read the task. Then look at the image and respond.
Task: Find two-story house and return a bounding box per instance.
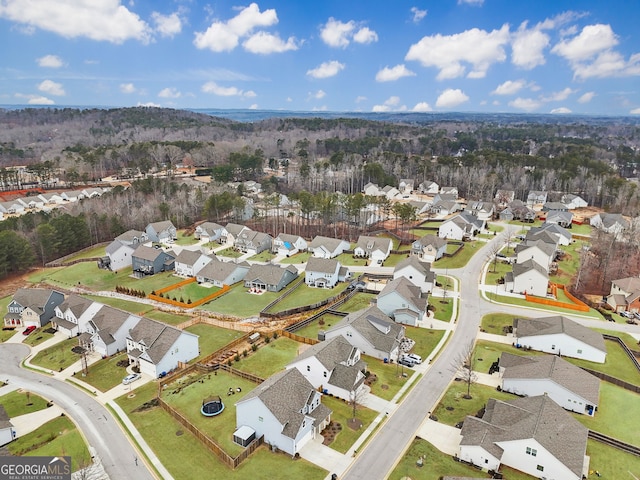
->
[145,220,177,244]
[377,277,428,326]
[353,236,392,265]
[4,288,64,329]
[411,234,447,262]
[305,257,350,288]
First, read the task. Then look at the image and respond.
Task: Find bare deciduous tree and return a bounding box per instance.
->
[452,340,478,399]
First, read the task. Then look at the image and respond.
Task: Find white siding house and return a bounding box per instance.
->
[174,250,213,277]
[309,236,350,259]
[393,256,436,293]
[273,234,308,257]
[376,277,428,326]
[104,240,135,272]
[304,257,349,288]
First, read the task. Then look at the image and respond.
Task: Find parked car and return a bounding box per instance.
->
[634,312,640,320]
[398,357,416,368]
[122,373,141,385]
[22,326,36,335]
[621,311,633,318]
[403,353,422,364]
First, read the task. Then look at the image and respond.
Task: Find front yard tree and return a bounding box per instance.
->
[453,340,478,400]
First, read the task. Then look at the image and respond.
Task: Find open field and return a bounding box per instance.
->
[383,253,409,267]
[484,260,511,285]
[0,389,49,417]
[174,230,199,246]
[144,309,191,326]
[184,323,245,362]
[160,281,219,304]
[334,253,368,267]
[72,352,128,392]
[63,244,107,262]
[215,247,244,259]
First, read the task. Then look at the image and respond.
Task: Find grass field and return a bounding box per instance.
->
[337,293,376,313]
[234,337,301,378]
[383,253,409,267]
[485,291,603,319]
[292,314,345,340]
[268,283,348,313]
[72,352,129,392]
[550,241,584,286]
[334,253,368,267]
[322,395,378,453]
[200,280,299,317]
[82,295,154,315]
[480,313,521,335]
[365,356,411,401]
[279,252,311,264]
[0,390,49,417]
[434,242,480,269]
[23,327,56,347]
[185,323,246,362]
[144,310,191,326]
[247,251,276,262]
[174,230,199,246]
[431,297,454,322]
[63,244,107,261]
[484,260,512,285]
[405,327,445,361]
[7,415,91,472]
[586,438,640,479]
[215,247,243,259]
[160,281,219,304]
[0,327,17,343]
[30,337,82,371]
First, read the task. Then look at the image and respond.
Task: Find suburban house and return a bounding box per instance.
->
[513,316,607,363]
[4,288,64,329]
[504,259,549,297]
[589,212,629,235]
[221,223,249,245]
[440,186,458,196]
[286,336,367,401]
[530,223,572,246]
[115,229,148,246]
[524,229,560,250]
[408,200,431,216]
[459,395,589,480]
[0,200,26,215]
[499,207,515,222]
[393,256,435,293]
[494,189,515,206]
[382,185,401,200]
[145,220,177,244]
[498,353,600,416]
[398,178,415,194]
[82,187,106,198]
[606,276,640,313]
[438,212,485,240]
[0,405,16,447]
[194,222,224,243]
[244,264,298,292]
[174,249,213,277]
[418,181,439,194]
[273,233,308,257]
[514,241,556,270]
[542,201,569,213]
[377,277,428,326]
[304,257,350,288]
[37,192,65,205]
[353,236,393,265]
[52,294,105,337]
[309,236,350,259]
[126,317,199,378]
[235,368,332,456]
[103,240,135,272]
[196,258,250,287]
[235,230,273,255]
[321,306,405,361]
[526,190,548,207]
[131,245,175,275]
[83,305,140,357]
[561,194,588,209]
[22,196,45,210]
[411,234,447,262]
[61,190,84,202]
[508,200,537,222]
[464,200,494,221]
[545,210,573,228]
[362,182,382,197]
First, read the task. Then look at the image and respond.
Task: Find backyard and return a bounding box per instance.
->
[266,282,349,313]
[158,281,220,304]
[184,323,246,362]
[434,242,479,269]
[233,337,301,378]
[292,314,346,340]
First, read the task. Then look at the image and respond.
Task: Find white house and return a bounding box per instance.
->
[526,190,548,207]
[398,179,415,194]
[393,256,435,293]
[513,316,607,363]
[114,229,148,247]
[196,258,250,287]
[514,241,556,270]
[305,257,349,288]
[464,200,494,221]
[37,192,65,205]
[286,336,367,401]
[273,233,307,257]
[321,306,405,361]
[529,223,572,246]
[235,230,272,255]
[545,210,573,228]
[3,288,64,329]
[145,220,177,244]
[174,249,212,277]
[194,222,224,243]
[589,213,629,235]
[52,295,105,337]
[0,200,26,215]
[104,240,135,272]
[438,212,485,240]
[353,236,392,265]
[418,181,439,194]
[411,234,447,262]
[459,395,589,480]
[221,223,249,245]
[127,317,199,378]
[504,259,549,297]
[235,368,332,456]
[61,190,84,202]
[440,186,458,196]
[362,182,382,197]
[561,194,588,209]
[377,277,428,326]
[382,185,400,200]
[309,236,350,259]
[498,353,600,416]
[0,405,16,447]
[84,306,141,357]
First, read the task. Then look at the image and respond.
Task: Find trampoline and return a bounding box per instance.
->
[201,396,224,417]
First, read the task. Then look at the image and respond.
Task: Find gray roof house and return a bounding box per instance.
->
[273,233,308,257]
[606,276,640,313]
[542,201,569,212]
[459,395,589,480]
[235,368,332,456]
[321,306,405,361]
[145,220,177,244]
[464,200,494,221]
[115,229,148,246]
[305,257,350,288]
[52,294,105,337]
[498,353,600,416]
[103,239,135,272]
[561,194,588,209]
[527,190,548,207]
[530,223,572,246]
[494,189,515,206]
[132,245,175,275]
[174,249,213,277]
[513,316,606,363]
[505,258,549,297]
[438,212,485,240]
[0,405,16,447]
[309,235,350,259]
[287,336,367,401]
[194,222,224,243]
[196,257,250,287]
[545,210,573,228]
[244,264,298,292]
[353,235,393,265]
[235,229,273,255]
[589,213,629,235]
[84,305,141,357]
[4,288,64,329]
[393,256,436,294]
[398,178,415,194]
[377,277,428,326]
[221,223,249,245]
[411,234,447,262]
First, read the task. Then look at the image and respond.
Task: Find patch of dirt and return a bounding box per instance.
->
[176,430,183,436]
[380,384,389,390]
[347,418,363,430]
[0,270,39,298]
[321,421,342,445]
[364,373,377,386]
[133,398,159,412]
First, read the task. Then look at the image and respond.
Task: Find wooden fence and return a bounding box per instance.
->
[259,276,304,315]
[175,315,254,332]
[45,241,110,267]
[280,330,319,345]
[148,283,230,308]
[198,333,255,366]
[261,285,353,319]
[525,283,590,312]
[581,367,640,394]
[602,334,640,371]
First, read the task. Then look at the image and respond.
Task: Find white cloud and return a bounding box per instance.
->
[120,83,136,94]
[37,79,65,96]
[541,87,574,102]
[158,87,181,98]
[137,102,161,108]
[312,90,326,99]
[355,96,367,103]
[320,17,377,48]
[36,54,63,68]
[353,27,378,44]
[0,0,151,44]
[372,96,405,112]
[577,91,595,103]
[201,81,254,97]
[552,24,618,62]
[151,11,182,38]
[435,88,469,108]
[550,107,572,114]
[410,7,427,23]
[194,3,278,52]
[458,0,484,5]
[405,24,510,80]
[306,60,345,79]
[249,104,258,109]
[375,64,416,82]
[28,95,55,105]
[492,79,526,96]
[511,21,549,69]
[243,31,299,54]
[508,97,541,111]
[630,108,640,115]
[571,51,640,79]
[412,102,432,112]
[244,90,257,98]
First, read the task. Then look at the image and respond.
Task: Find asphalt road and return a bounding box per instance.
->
[0,343,155,480]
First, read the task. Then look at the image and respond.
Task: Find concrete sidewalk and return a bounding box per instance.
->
[11,404,65,437]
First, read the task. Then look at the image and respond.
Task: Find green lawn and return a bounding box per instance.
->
[432,381,517,426]
[174,230,199,246]
[550,242,584,286]
[293,314,345,340]
[268,283,348,313]
[365,356,411,401]
[82,295,154,315]
[570,224,592,235]
[200,280,299,318]
[161,282,219,303]
[485,291,603,319]
[480,313,521,335]
[234,337,301,378]
[405,327,445,361]
[7,415,91,472]
[22,326,56,347]
[586,439,640,480]
[337,293,376,313]
[573,382,640,445]
[436,275,456,291]
[0,327,16,343]
[564,339,640,385]
[473,340,545,371]
[431,297,454,322]
[434,242,480,269]
[279,252,311,264]
[247,251,276,262]
[72,352,129,392]
[63,244,107,261]
[0,389,49,417]
[383,253,409,267]
[30,337,82,371]
[484,260,512,285]
[185,323,245,361]
[334,253,369,267]
[216,247,244,259]
[322,395,378,453]
[144,310,191,326]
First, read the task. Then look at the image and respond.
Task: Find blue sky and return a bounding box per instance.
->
[1,0,640,115]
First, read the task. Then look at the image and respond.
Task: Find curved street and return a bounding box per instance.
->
[0,343,155,480]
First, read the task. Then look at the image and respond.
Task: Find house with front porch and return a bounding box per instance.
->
[498,353,600,416]
[304,257,350,288]
[393,256,435,293]
[411,234,447,262]
[174,249,213,277]
[286,336,367,401]
[131,245,175,275]
[220,223,249,245]
[235,368,332,456]
[464,200,494,221]
[354,236,392,265]
[52,295,105,337]
[438,212,485,240]
[526,190,548,207]
[606,276,640,313]
[84,305,141,357]
[273,233,307,257]
[377,277,428,326]
[244,264,298,292]
[194,222,224,243]
[235,230,273,255]
[4,288,64,329]
[309,235,350,259]
[196,258,250,287]
[145,220,177,244]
